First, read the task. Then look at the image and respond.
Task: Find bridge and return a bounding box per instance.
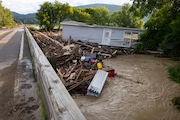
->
[0,27,86,120]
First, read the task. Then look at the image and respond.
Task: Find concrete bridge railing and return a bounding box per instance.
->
[25,27,86,120]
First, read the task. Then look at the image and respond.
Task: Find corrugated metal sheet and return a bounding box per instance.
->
[87,70,108,97]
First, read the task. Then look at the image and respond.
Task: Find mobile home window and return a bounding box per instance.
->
[123,32,131,46]
[124,32,131,40]
[132,32,139,41]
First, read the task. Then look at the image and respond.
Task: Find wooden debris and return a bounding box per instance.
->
[31,30,134,94]
[56,68,66,84]
[146,50,164,56]
[37,31,64,47]
[32,31,64,57]
[91,47,95,54]
[63,62,77,78]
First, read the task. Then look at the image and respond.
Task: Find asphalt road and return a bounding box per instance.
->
[0,29,21,66]
[0,28,42,120]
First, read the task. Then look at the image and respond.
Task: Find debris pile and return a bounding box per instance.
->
[31,31,131,94]
[32,31,64,57]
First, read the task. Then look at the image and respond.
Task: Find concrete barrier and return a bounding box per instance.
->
[25,27,86,120]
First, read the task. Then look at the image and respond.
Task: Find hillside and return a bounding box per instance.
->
[12,3,122,24]
[12,3,148,24]
[77,3,121,14]
[12,12,37,24]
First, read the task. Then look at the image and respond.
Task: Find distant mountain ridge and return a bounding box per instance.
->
[77,3,121,14]
[12,12,36,24]
[12,3,122,24]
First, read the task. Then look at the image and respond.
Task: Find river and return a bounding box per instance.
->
[72,54,180,120]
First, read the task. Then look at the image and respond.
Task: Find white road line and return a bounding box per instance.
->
[14,31,24,97]
[18,32,24,60]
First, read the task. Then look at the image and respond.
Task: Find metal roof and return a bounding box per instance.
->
[60,21,145,32]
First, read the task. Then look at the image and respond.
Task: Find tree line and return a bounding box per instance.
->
[36,1,144,31]
[0,0,179,56]
[0,1,15,27]
[36,0,180,56]
[132,0,180,57]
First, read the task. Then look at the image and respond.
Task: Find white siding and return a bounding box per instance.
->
[62,24,144,48]
[62,25,103,44]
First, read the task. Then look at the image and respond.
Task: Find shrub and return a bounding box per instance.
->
[168,65,180,83]
[29,26,38,31]
[172,97,180,111]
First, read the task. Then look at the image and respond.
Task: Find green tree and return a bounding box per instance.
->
[131,0,173,17]
[93,7,110,25]
[111,3,143,28]
[54,1,73,29]
[0,1,3,25]
[36,2,55,31]
[133,0,180,56]
[83,7,111,25]
[84,8,96,24]
[36,1,73,31]
[0,1,15,27]
[70,8,91,23]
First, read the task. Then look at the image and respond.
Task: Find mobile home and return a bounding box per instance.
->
[61,21,144,48]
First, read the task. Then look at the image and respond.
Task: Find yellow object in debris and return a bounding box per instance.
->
[97,62,103,69]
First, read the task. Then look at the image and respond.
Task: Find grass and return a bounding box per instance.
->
[168,65,180,111]
[37,83,48,120]
[168,65,180,83]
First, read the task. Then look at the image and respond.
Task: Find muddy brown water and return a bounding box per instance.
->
[72,54,180,120]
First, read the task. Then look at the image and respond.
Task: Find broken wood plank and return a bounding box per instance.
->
[68,74,94,91]
[37,31,64,47]
[146,50,164,55]
[72,41,94,48]
[63,62,77,78]
[67,36,71,45]
[91,47,95,54]
[97,52,112,58]
[56,68,66,85]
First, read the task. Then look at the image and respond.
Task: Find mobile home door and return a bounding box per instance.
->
[102,28,112,45]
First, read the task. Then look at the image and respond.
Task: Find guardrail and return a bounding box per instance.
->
[25,27,86,120]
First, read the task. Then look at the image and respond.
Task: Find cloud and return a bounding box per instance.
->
[2,0,50,14]
[2,0,132,14]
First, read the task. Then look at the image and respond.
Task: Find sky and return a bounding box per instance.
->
[2,0,132,14]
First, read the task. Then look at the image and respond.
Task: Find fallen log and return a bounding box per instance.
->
[146,50,164,55]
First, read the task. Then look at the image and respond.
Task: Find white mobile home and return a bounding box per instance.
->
[61,21,144,48]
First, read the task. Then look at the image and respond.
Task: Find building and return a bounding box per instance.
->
[61,21,144,48]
